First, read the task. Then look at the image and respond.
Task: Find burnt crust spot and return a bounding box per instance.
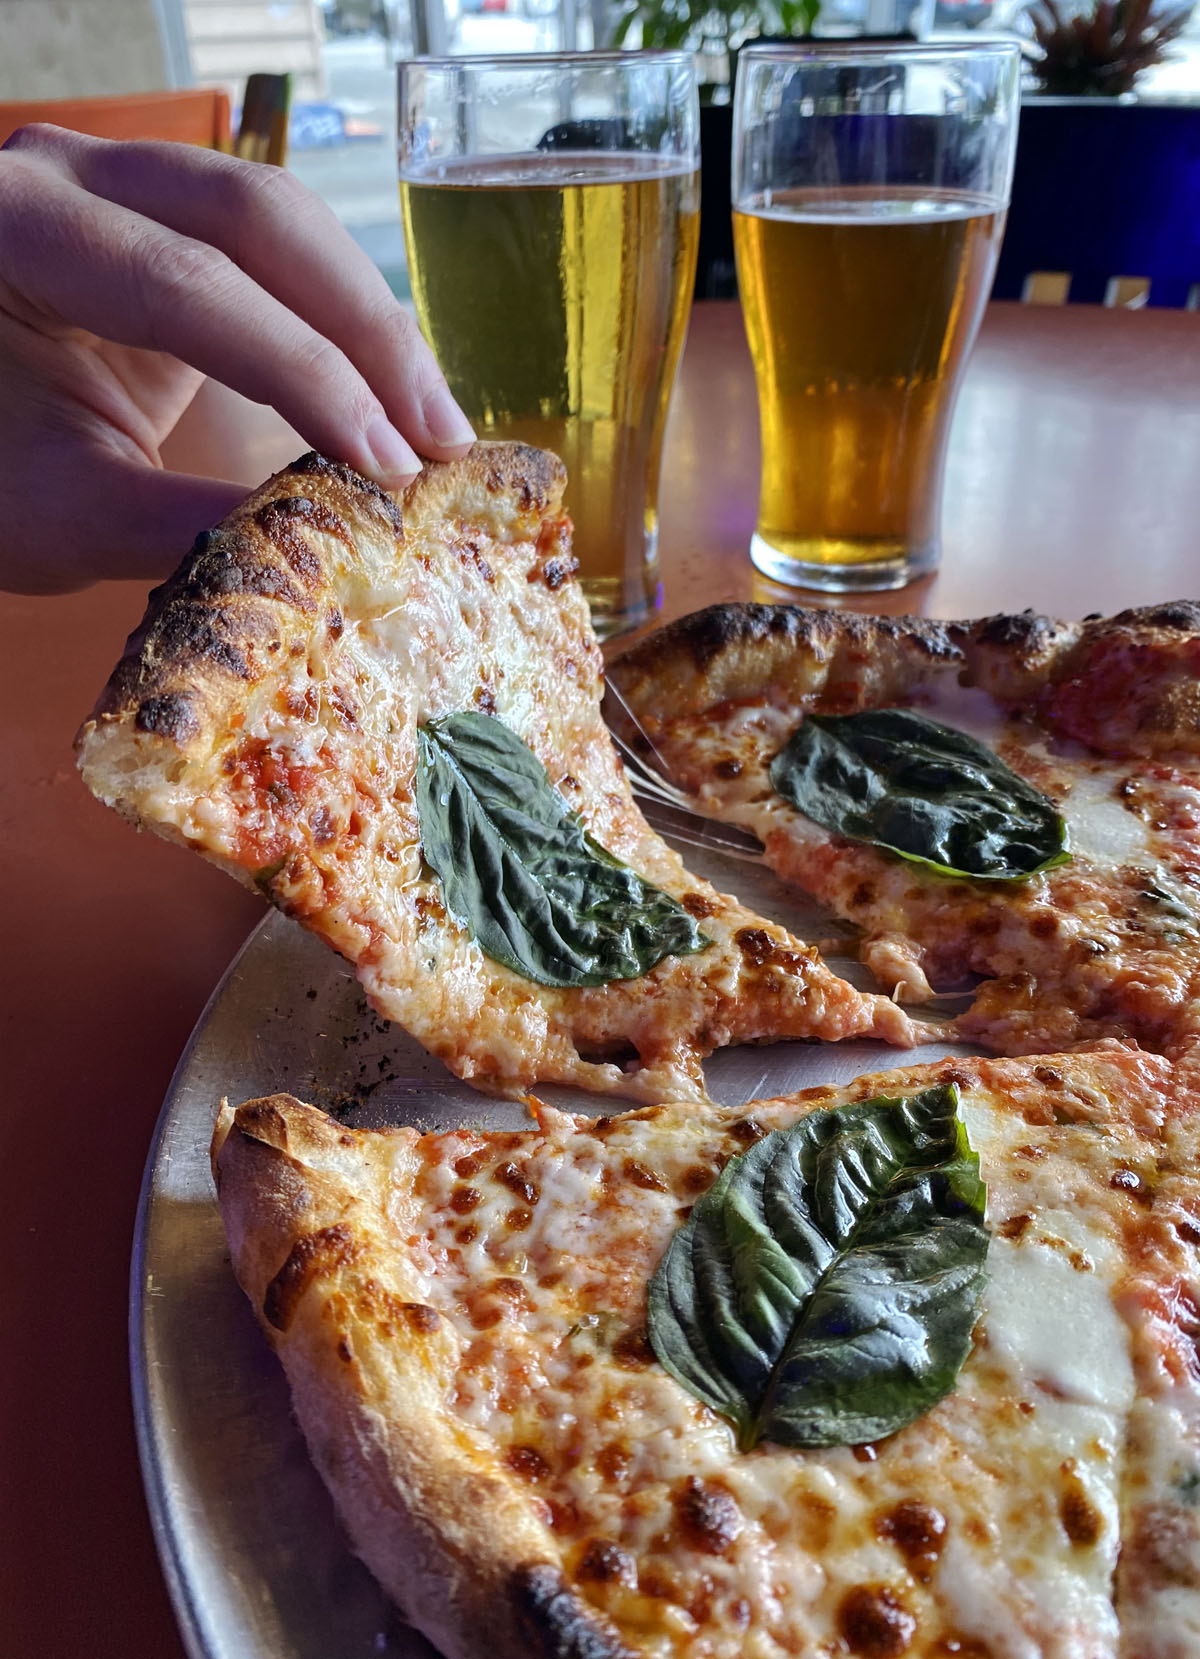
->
[620,604,961,677]
[1109,600,1200,633]
[138,602,259,692]
[537,556,578,591]
[969,609,1060,654]
[483,443,564,513]
[292,449,404,532]
[263,1223,355,1332]
[134,692,200,743]
[82,451,411,743]
[183,525,311,608]
[512,1562,639,1659]
[255,497,346,591]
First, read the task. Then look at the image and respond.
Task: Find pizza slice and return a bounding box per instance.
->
[607,602,1200,1060]
[76,449,917,1103]
[212,1045,1200,1658]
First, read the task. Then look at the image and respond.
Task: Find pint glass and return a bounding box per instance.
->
[733,43,1021,591]
[399,53,700,637]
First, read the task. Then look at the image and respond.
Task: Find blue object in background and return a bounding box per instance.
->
[993,101,1200,308]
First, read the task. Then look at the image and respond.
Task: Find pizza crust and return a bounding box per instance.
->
[605,605,965,727]
[77,448,924,1105]
[212,1098,636,1659]
[609,599,1200,754]
[79,445,568,830]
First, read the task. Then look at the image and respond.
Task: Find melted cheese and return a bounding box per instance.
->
[80,456,919,1106]
[661,674,1200,1058]
[363,1049,1197,1658]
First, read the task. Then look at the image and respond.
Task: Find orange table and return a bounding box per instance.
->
[3,301,1199,1659]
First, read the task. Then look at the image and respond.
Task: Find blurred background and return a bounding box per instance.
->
[2,0,1196,299]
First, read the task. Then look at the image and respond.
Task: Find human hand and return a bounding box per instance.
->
[0,124,475,593]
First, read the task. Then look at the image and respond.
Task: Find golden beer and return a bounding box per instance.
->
[401,155,699,633]
[734,187,1003,587]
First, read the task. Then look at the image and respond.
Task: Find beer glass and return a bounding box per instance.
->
[399,53,700,637]
[733,43,1021,592]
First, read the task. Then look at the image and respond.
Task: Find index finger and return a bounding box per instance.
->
[5,125,475,461]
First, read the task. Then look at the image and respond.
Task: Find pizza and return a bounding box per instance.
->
[82,450,1200,1654]
[607,602,1200,1061]
[75,449,919,1104]
[212,1044,1200,1659]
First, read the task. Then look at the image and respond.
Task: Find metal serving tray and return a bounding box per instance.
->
[131,841,966,1659]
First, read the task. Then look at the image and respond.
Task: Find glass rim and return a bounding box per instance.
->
[399,48,695,72]
[737,38,1022,64]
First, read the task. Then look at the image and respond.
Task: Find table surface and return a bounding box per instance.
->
[4,299,1199,1659]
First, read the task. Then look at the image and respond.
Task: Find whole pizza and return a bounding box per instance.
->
[78,446,1200,1658]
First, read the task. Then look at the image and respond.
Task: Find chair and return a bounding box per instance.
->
[0,88,231,151]
[232,73,291,168]
[992,100,1200,310]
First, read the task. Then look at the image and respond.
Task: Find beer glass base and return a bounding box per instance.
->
[749,534,938,594]
[582,572,663,642]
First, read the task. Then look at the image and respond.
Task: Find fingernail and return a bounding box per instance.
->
[424,385,476,450]
[365,416,420,485]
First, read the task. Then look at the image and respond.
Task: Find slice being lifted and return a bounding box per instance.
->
[213,1044,1200,1659]
[76,448,917,1102]
[608,602,1200,1059]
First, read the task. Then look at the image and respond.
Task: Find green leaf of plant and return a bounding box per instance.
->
[769,708,1071,882]
[416,711,709,988]
[648,1084,988,1450]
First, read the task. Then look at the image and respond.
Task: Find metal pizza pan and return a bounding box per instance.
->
[131,839,970,1659]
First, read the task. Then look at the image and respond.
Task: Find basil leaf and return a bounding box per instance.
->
[769,707,1070,881]
[416,711,709,988]
[648,1084,988,1450]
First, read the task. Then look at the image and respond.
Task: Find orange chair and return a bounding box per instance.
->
[0,88,231,151]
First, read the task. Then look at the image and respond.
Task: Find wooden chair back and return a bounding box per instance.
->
[0,88,232,150]
[232,73,291,168]
[992,101,1200,310]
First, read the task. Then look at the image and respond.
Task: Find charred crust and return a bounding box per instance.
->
[968,609,1059,653]
[263,1223,356,1332]
[133,692,199,743]
[80,452,407,743]
[605,605,964,731]
[481,443,565,512]
[618,604,961,676]
[142,602,258,684]
[1107,599,1200,633]
[254,498,341,591]
[183,523,312,608]
[537,555,578,591]
[512,1563,639,1659]
[292,449,404,532]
